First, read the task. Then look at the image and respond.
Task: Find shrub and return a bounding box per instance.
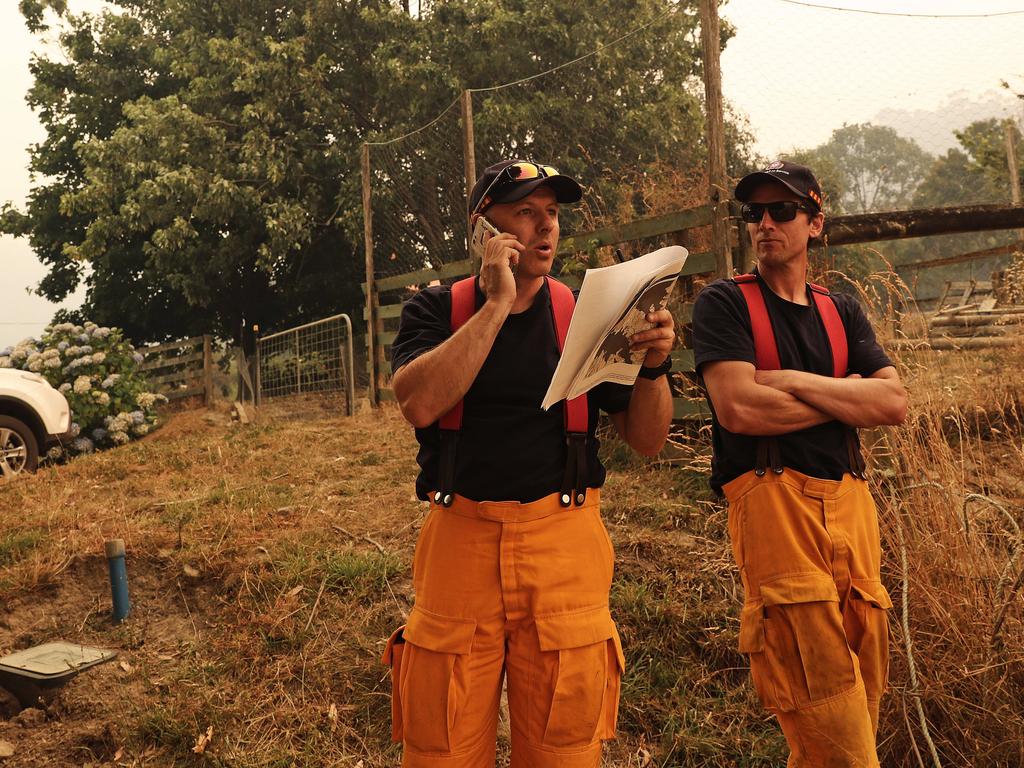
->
[0,322,166,457]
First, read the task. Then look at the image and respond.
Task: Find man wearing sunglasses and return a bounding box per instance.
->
[691,160,907,766]
[385,159,675,768]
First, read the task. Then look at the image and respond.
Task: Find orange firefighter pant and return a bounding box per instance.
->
[382,489,624,768]
[723,469,892,768]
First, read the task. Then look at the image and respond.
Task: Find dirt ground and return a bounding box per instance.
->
[0,383,1022,766]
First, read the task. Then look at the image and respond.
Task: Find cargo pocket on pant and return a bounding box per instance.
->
[743,575,853,712]
[382,625,406,743]
[536,606,624,748]
[848,580,892,699]
[399,607,476,754]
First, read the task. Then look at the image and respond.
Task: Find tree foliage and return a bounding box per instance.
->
[4,0,741,343]
[791,123,933,215]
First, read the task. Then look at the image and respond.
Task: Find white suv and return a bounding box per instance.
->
[0,369,72,478]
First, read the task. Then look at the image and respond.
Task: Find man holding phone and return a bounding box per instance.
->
[692,161,907,766]
[383,159,675,767]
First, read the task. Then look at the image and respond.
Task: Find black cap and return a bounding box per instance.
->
[468,159,583,214]
[735,160,824,211]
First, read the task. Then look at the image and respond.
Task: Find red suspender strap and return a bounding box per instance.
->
[437,276,589,431]
[546,277,589,434]
[437,276,477,431]
[734,274,781,371]
[810,283,848,378]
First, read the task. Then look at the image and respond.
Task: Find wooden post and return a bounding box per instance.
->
[361,143,379,406]
[254,337,262,407]
[294,329,302,395]
[699,0,733,279]
[202,335,213,408]
[461,89,478,268]
[1005,120,1023,242]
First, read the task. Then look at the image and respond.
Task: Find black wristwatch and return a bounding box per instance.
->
[637,357,672,380]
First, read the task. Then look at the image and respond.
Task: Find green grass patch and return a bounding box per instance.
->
[0,529,45,566]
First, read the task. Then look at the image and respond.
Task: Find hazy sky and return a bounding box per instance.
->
[2,0,1023,346]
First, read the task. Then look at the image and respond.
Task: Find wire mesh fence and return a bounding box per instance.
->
[364,2,723,286]
[256,314,355,416]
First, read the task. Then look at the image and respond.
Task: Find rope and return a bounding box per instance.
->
[775,0,1024,18]
[469,5,679,93]
[364,94,462,147]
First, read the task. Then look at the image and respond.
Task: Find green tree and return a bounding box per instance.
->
[815,123,933,214]
[4,0,409,343]
[4,0,740,343]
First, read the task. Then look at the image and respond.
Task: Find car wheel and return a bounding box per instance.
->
[0,416,39,478]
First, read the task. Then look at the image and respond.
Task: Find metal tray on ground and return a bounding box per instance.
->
[0,642,118,689]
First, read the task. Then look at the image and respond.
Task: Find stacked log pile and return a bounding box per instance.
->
[927,304,1024,350]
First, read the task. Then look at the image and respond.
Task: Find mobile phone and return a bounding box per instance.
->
[470,216,515,273]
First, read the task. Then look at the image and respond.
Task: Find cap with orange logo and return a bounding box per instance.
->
[735,160,824,212]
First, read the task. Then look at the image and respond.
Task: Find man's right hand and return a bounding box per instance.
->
[478,232,523,307]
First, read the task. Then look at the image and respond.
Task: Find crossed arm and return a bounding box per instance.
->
[701,360,907,436]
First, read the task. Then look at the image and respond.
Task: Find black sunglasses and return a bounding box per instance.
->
[740,201,817,224]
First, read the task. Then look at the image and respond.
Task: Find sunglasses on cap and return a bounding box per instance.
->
[740,201,817,224]
[474,161,562,215]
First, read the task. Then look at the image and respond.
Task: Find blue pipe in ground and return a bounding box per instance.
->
[105,539,130,623]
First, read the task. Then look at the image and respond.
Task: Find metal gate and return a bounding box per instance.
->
[255,314,355,416]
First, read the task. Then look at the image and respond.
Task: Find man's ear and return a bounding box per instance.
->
[808,211,825,238]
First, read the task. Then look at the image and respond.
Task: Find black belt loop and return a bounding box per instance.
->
[561,433,588,507]
[435,430,458,507]
[846,429,867,479]
[768,438,783,475]
[754,439,768,477]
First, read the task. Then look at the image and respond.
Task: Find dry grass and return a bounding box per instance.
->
[0,313,1022,766]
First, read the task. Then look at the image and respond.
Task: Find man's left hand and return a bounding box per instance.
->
[629,309,675,367]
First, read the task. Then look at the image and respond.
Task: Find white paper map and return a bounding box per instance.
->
[541,245,687,410]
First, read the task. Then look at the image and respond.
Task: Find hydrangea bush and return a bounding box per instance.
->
[0,322,167,456]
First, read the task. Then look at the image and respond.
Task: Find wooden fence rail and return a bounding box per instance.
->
[361,202,1024,422]
[140,335,214,405]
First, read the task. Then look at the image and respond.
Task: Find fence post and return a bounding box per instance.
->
[699,0,733,279]
[461,89,478,268]
[254,335,262,407]
[362,142,379,406]
[1005,120,1024,243]
[202,335,213,407]
[294,329,301,395]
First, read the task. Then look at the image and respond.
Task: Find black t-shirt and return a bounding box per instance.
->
[391,279,634,503]
[692,276,893,494]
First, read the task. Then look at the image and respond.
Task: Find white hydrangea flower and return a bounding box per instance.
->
[91,428,107,442]
[73,375,93,394]
[0,358,10,369]
[91,352,106,364]
[42,348,60,360]
[58,383,71,393]
[44,357,62,369]
[132,423,150,436]
[78,345,93,355]
[71,437,95,453]
[92,327,112,339]
[110,431,130,445]
[69,422,81,437]
[132,352,144,364]
[136,392,158,408]
[101,374,120,389]
[53,323,75,333]
[27,358,44,372]
[92,391,111,405]
[57,341,69,351]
